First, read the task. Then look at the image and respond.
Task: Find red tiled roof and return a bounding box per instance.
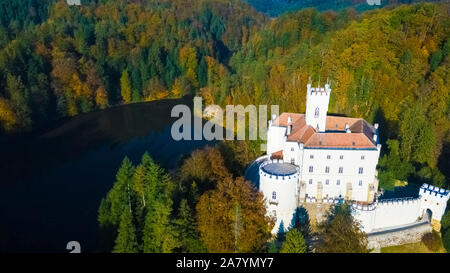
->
[271,113,377,149]
[273,113,304,127]
[272,150,283,159]
[305,133,376,148]
[325,116,360,131]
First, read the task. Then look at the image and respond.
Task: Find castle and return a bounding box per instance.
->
[255,81,449,236]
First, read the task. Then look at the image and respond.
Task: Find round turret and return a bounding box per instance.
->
[259,160,299,233]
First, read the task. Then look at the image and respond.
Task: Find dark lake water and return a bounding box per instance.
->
[0,97,214,253]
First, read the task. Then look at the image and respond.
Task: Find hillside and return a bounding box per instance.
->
[201,3,450,189]
[0,0,266,131]
[245,0,444,16]
[0,1,448,189]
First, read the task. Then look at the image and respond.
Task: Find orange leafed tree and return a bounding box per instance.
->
[0,97,19,132]
[196,176,274,253]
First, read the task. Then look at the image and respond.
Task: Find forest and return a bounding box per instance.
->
[0,0,449,252]
[245,0,444,17]
[98,146,370,253]
[0,0,448,189]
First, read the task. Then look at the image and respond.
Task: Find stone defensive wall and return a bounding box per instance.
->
[367,220,432,249]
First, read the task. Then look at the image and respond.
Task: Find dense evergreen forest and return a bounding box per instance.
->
[0,0,449,253]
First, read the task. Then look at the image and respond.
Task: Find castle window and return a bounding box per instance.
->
[314,107,319,118]
[339,167,343,174]
[337,180,340,185]
[272,191,277,200]
[291,147,294,151]
[291,159,295,164]
[359,180,363,186]
[309,166,313,173]
[340,155,344,160]
[310,154,314,159]
[325,166,330,173]
[358,167,364,174]
[327,155,331,159]
[309,179,313,185]
[361,155,365,160]
[325,179,329,185]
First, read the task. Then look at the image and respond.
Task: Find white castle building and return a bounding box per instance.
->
[256,81,449,235]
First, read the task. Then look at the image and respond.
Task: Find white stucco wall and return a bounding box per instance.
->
[266,124,286,155]
[259,162,299,233]
[419,184,450,221]
[305,83,331,132]
[299,147,380,202]
[353,184,449,233]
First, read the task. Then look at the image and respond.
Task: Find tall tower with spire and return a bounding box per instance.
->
[305,78,331,132]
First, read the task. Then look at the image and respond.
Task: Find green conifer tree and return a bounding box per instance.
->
[280,228,307,253]
[113,209,139,253]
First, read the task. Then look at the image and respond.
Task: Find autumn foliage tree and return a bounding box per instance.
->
[180,146,230,192]
[196,176,273,253]
[120,70,132,104]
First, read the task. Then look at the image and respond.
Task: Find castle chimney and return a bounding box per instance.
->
[287,116,292,124]
[374,123,379,130]
[287,125,291,135]
[345,123,351,133]
[272,114,277,121]
[373,134,378,142]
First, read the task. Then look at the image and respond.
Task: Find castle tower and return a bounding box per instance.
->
[419,184,450,231]
[305,79,331,132]
[259,160,299,233]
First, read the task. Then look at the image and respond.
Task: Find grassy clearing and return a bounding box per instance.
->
[381,240,447,253]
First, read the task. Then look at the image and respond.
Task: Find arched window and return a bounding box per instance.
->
[272,191,277,200]
[314,107,320,118]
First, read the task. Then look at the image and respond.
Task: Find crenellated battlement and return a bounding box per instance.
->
[419,183,450,200]
[307,84,331,96]
[351,197,420,212]
[377,197,420,206]
[259,160,299,180]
